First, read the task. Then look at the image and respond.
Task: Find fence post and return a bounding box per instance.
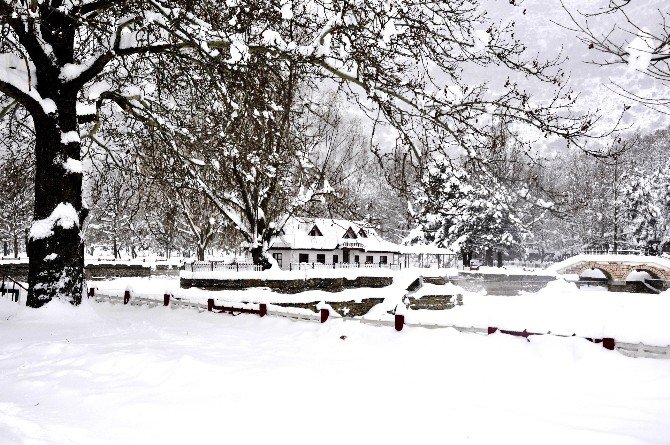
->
[602,338,615,351]
[211,261,214,271]
[123,290,130,305]
[320,308,329,323]
[395,314,404,331]
[207,298,214,312]
[259,303,267,317]
[163,293,170,306]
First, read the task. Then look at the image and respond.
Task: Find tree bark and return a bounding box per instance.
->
[27,100,85,307]
[250,245,271,270]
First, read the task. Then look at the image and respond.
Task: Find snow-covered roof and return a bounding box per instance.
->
[270,217,403,253]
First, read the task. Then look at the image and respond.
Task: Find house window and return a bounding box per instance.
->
[343,227,357,239]
[366,256,373,264]
[272,253,283,268]
[354,255,360,263]
[308,225,323,236]
[358,229,368,238]
[379,255,387,264]
[299,253,309,263]
[333,255,339,264]
[317,254,326,264]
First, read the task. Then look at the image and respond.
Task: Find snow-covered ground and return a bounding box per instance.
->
[1,298,670,445]
[93,276,670,346]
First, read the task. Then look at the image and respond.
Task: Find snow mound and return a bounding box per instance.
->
[9,297,102,324]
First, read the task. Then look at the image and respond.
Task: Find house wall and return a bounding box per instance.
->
[268,248,398,270]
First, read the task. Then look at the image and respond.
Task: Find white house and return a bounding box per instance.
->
[268,217,404,269]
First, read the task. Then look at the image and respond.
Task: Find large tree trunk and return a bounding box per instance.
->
[250,245,272,270]
[27,98,86,308]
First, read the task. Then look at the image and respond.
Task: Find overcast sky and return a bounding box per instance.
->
[363,0,668,157]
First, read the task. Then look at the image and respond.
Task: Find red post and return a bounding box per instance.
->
[259,303,267,317]
[602,338,615,351]
[320,308,329,323]
[395,314,404,331]
[487,327,497,335]
[163,294,170,306]
[123,290,130,304]
[207,298,214,312]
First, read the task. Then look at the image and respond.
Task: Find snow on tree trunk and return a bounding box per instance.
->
[27,103,85,308]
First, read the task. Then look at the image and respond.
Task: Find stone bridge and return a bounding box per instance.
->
[550,254,670,285]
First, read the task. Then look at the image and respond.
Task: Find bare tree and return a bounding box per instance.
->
[562,1,670,114]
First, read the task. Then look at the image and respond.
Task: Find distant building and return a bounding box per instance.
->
[268,217,404,269]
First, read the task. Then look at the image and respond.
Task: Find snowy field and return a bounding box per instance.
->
[93,273,670,346]
[2,295,670,445]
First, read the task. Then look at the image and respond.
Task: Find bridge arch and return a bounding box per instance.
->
[626,267,660,281]
[553,255,670,286]
[577,266,612,281]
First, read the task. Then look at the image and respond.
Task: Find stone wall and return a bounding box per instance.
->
[86,264,152,279]
[0,263,152,282]
[274,298,385,317]
[180,276,393,293]
[0,263,29,282]
[406,294,463,310]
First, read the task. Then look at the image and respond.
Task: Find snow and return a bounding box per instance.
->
[1,296,670,444]
[60,131,80,144]
[548,254,670,273]
[0,53,57,115]
[626,30,655,72]
[97,272,670,346]
[280,1,293,20]
[63,158,83,174]
[28,203,80,240]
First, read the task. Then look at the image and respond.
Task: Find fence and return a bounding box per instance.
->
[1,273,27,303]
[86,287,670,360]
[188,261,263,273]
[580,249,644,256]
[288,262,402,271]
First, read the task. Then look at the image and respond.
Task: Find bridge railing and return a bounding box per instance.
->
[580,249,644,256]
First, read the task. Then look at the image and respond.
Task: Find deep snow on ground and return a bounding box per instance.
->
[1,298,670,445]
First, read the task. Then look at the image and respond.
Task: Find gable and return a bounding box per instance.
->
[342,227,358,239]
[308,225,323,236]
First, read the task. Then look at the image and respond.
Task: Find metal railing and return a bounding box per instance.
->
[1,273,27,303]
[580,249,644,256]
[187,261,263,273]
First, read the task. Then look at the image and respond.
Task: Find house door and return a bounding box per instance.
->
[343,250,350,263]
